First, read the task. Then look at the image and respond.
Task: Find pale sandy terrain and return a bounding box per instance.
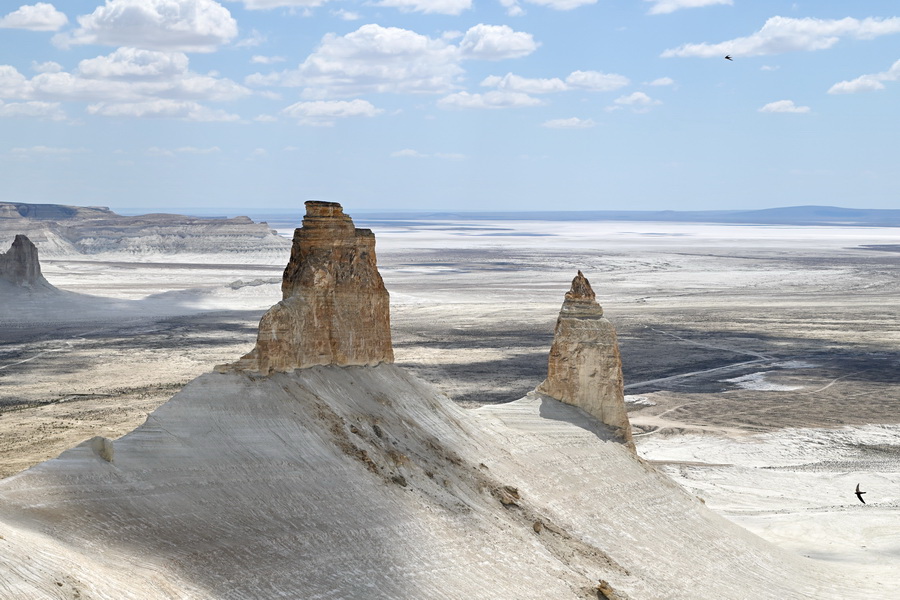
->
[1,218,898,595]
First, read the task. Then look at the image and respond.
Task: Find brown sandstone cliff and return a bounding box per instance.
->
[538,271,633,448]
[230,201,393,374]
[0,234,55,291]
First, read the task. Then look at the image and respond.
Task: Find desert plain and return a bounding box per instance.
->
[1,215,898,593]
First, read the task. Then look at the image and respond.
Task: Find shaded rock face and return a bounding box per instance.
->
[537,271,633,448]
[0,234,54,290]
[232,201,393,373]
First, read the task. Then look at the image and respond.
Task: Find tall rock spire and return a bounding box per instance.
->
[231,201,393,374]
[0,234,53,290]
[538,271,633,448]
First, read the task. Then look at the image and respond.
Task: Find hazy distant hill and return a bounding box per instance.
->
[0,201,291,260]
[350,205,900,227]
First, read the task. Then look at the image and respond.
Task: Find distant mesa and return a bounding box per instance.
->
[0,234,57,293]
[0,201,290,259]
[538,270,634,448]
[228,201,394,373]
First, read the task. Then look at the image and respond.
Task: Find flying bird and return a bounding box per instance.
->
[855,483,866,504]
[725,55,733,61]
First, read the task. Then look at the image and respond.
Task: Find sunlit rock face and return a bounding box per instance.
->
[538,270,633,448]
[231,201,393,373]
[0,234,54,291]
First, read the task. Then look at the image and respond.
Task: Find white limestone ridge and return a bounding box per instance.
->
[0,204,878,599]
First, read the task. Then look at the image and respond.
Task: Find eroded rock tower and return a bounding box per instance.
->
[538,271,633,448]
[231,201,393,374]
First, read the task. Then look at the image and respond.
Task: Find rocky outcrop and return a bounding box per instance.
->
[0,234,55,291]
[230,201,393,373]
[537,271,633,448]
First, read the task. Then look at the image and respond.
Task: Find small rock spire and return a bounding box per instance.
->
[0,234,53,290]
[538,271,633,449]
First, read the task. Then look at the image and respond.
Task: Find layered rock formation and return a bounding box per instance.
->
[231,201,393,373]
[0,234,55,291]
[538,271,633,447]
[0,201,290,259]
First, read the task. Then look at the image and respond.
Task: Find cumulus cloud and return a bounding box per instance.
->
[613,91,661,112]
[87,99,240,120]
[238,0,332,7]
[246,24,538,98]
[437,90,543,109]
[758,99,810,113]
[376,0,472,16]
[458,24,538,60]
[481,73,566,94]
[32,60,63,73]
[648,76,674,86]
[565,70,630,91]
[332,9,361,20]
[662,16,900,58]
[251,55,286,64]
[1,56,248,103]
[525,0,597,10]
[498,0,524,17]
[645,0,731,15]
[542,117,596,129]
[57,0,238,53]
[281,99,383,125]
[480,70,629,95]
[828,59,900,94]
[0,3,68,31]
[0,100,66,120]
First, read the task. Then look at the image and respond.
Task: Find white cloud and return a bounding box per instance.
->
[0,100,66,120]
[828,59,900,94]
[77,48,190,81]
[480,70,629,94]
[0,3,67,31]
[524,0,596,10]
[613,91,661,112]
[32,60,63,73]
[565,70,630,91]
[391,148,427,158]
[542,117,596,129]
[332,9,361,20]
[250,24,463,96]
[251,55,286,64]
[458,24,538,60]
[499,0,524,17]
[760,65,780,71]
[648,76,674,86]
[376,0,472,16]
[87,99,240,120]
[58,0,238,53]
[238,0,332,8]
[437,90,543,109]
[0,49,251,115]
[281,99,383,125]
[0,65,33,99]
[758,99,810,113]
[234,29,267,48]
[481,73,566,94]
[662,16,900,58]
[645,0,731,15]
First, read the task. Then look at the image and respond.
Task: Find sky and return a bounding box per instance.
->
[0,0,898,215]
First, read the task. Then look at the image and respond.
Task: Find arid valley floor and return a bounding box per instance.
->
[2,217,899,595]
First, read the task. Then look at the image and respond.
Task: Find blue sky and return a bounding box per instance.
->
[0,0,898,215]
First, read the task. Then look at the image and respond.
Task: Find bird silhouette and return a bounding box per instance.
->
[725,55,733,61]
[855,483,866,504]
